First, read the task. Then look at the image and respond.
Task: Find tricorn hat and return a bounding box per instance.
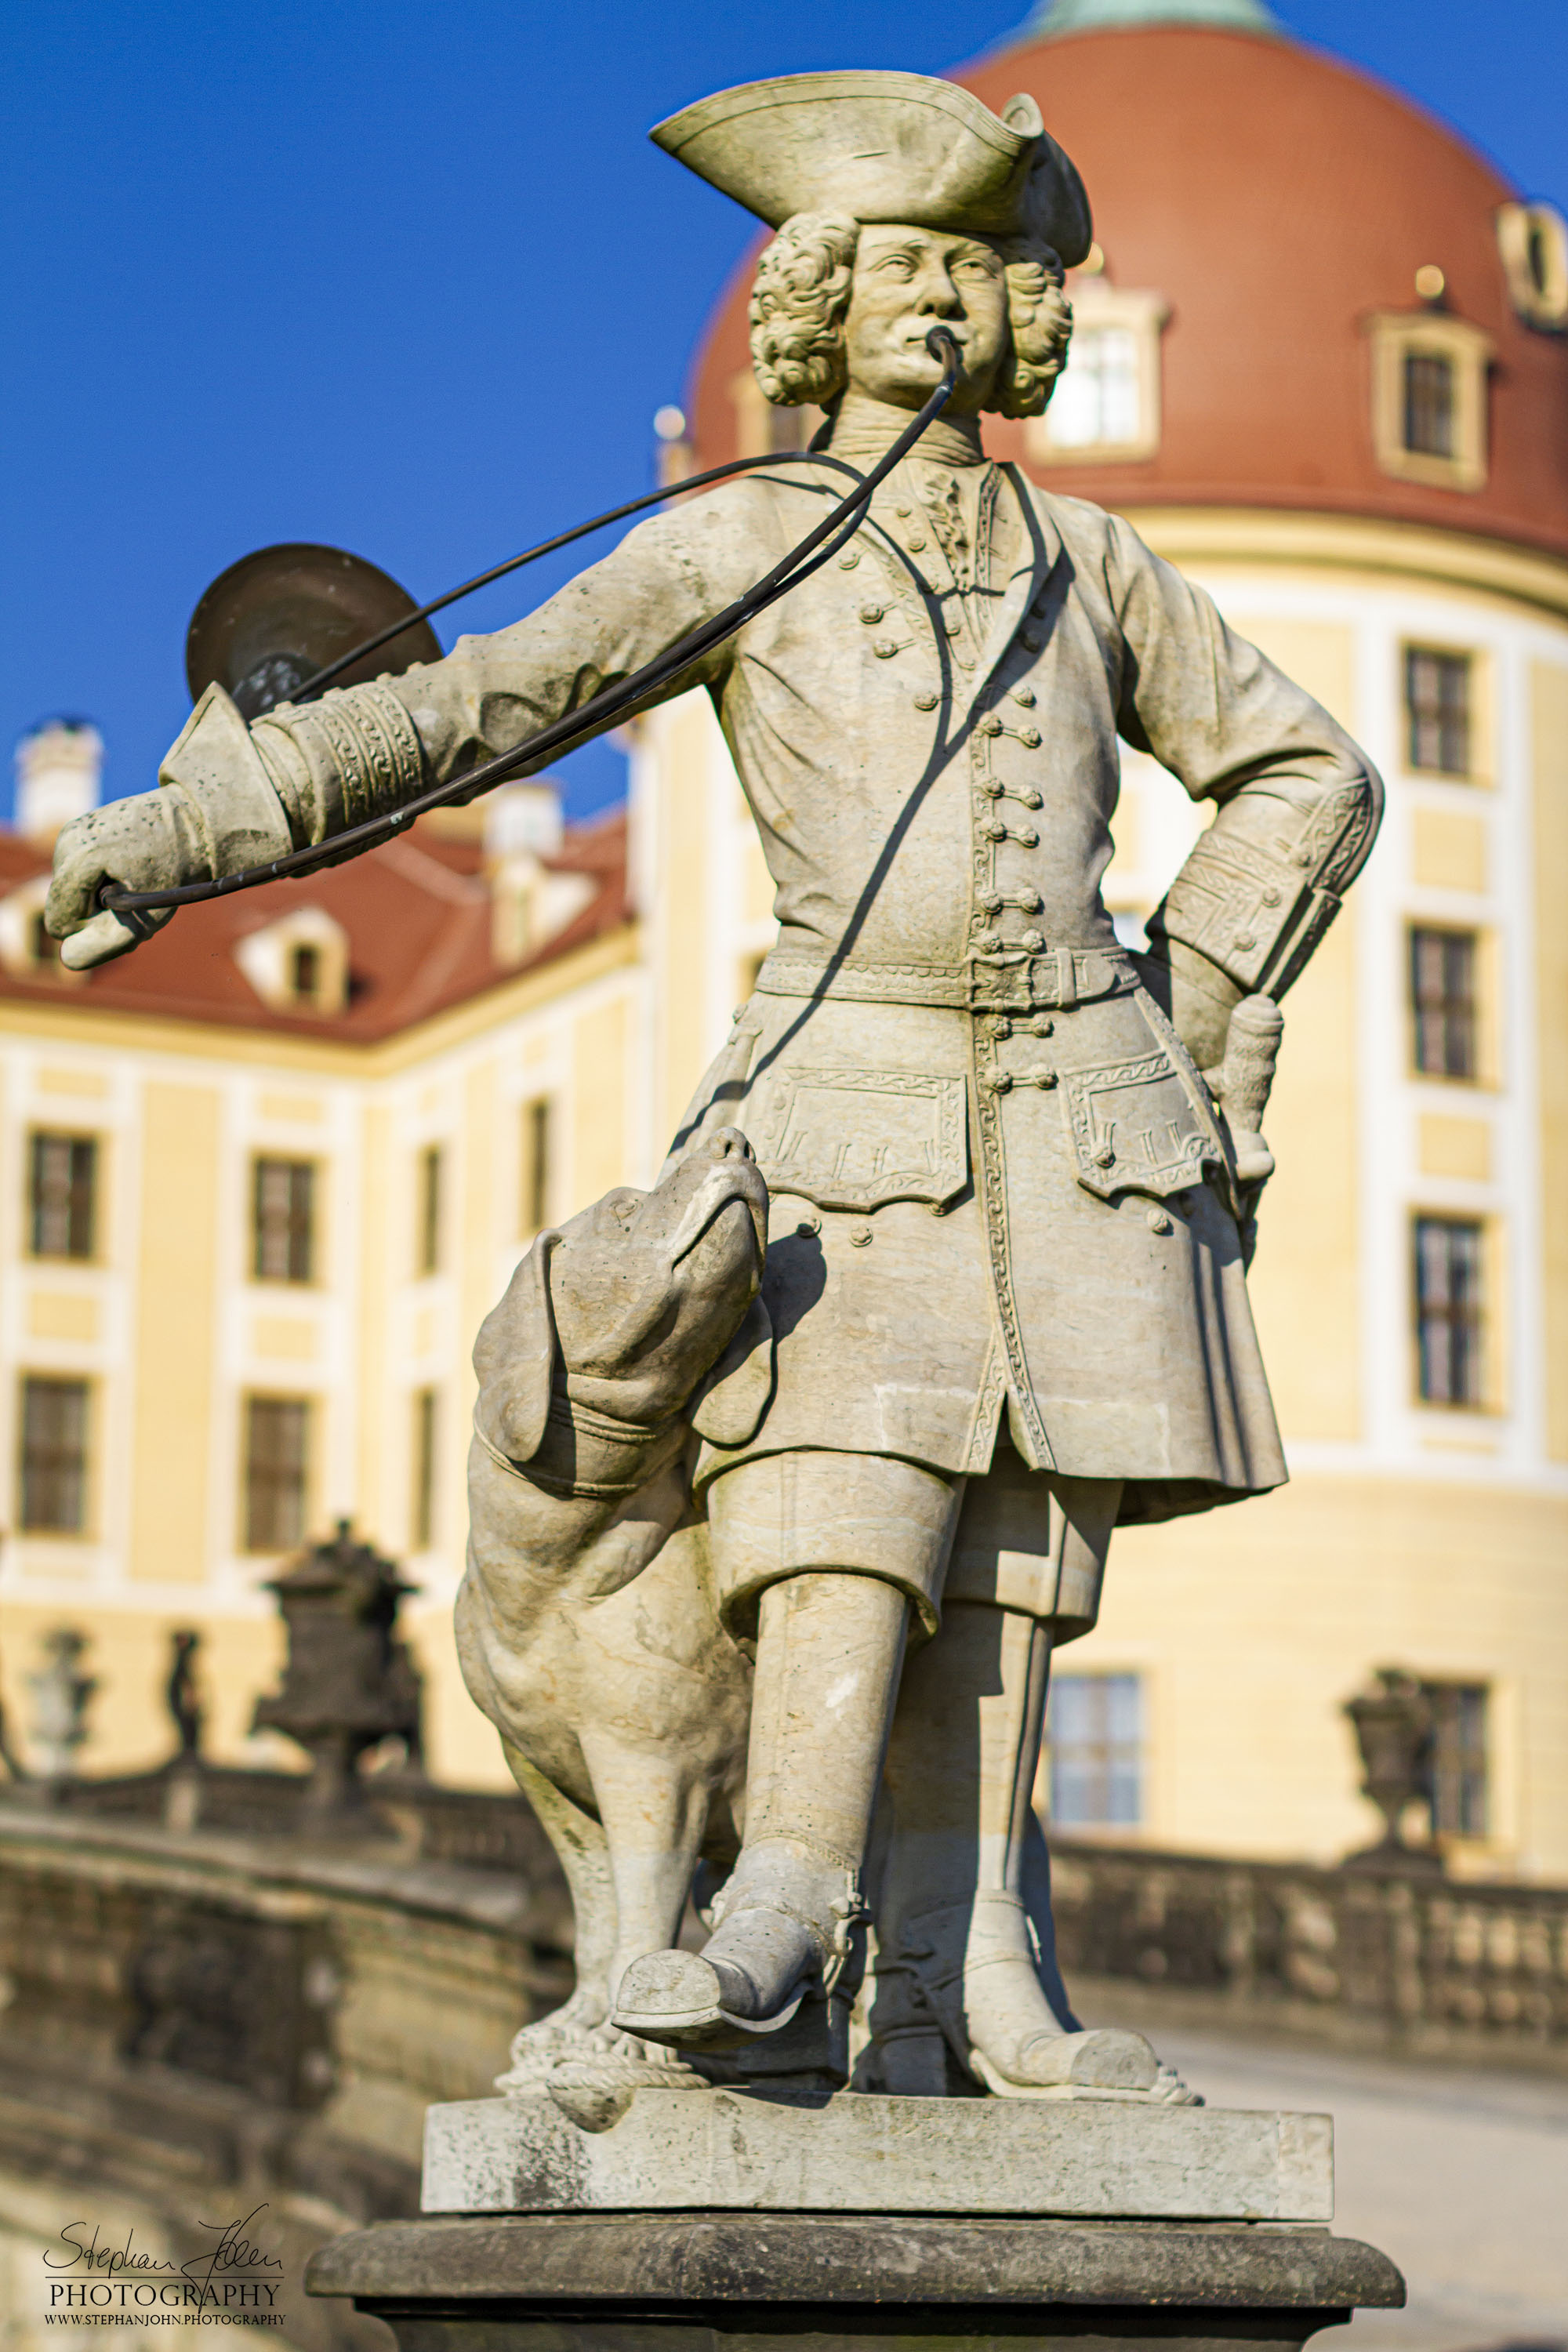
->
[650,70,1091,265]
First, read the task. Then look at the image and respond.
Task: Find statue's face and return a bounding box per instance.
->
[842,223,1009,415]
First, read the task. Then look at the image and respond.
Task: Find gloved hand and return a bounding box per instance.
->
[45,685,296,971]
[46,790,209,971]
[1132,938,1243,1076]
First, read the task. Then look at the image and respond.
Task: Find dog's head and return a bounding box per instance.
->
[474,1127,774,1466]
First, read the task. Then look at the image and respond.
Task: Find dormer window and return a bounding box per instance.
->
[1403,351,1454,459]
[489,855,596,969]
[290,942,321,1004]
[0,878,82,983]
[1368,308,1493,492]
[234,908,349,1016]
[1026,275,1168,467]
[1496,201,1568,331]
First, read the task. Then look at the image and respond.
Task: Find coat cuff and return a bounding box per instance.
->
[256,680,427,843]
[1148,774,1381,1000]
[158,683,295,875]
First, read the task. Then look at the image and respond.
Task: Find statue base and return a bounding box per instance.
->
[419,2088,1334,2220]
[306,2210,1405,2352]
[308,2091,1403,2350]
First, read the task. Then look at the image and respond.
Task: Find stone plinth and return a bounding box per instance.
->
[307,2210,1405,2352]
[422,2089,1334,2221]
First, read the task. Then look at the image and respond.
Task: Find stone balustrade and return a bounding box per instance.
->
[1049,1837,1568,2063]
[0,1793,572,2352]
[0,1784,1563,2347]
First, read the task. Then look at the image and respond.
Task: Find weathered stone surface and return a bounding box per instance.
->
[421,2089,1332,2221]
[307,2211,1404,2352]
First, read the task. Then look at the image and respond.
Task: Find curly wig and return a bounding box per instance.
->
[748,213,1073,420]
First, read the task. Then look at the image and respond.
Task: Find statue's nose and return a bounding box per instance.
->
[705,1127,754,1163]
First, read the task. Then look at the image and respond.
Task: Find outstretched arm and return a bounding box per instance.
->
[46,491,764,968]
[1104,514,1384,1069]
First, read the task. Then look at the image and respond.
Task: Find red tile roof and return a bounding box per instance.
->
[0,808,629,1044]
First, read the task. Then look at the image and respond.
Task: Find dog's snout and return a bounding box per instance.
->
[706,1127,754,1164]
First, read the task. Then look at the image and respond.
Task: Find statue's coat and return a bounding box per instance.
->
[372,458,1380,1523]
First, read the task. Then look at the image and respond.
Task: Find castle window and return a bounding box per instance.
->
[289,942,320,1004]
[417,1145,443,1275]
[1046,325,1141,450]
[1047,1673,1143,1829]
[1405,648,1472,777]
[1403,351,1454,459]
[412,1387,438,1549]
[252,1158,314,1284]
[0,879,83,984]
[1410,927,1477,1080]
[1026,282,1168,467]
[1418,1679,1489,1838]
[18,1375,90,1534]
[30,1133,97,1261]
[521,1101,551,1238]
[1414,1216,1484,1408]
[243,1394,310,1552]
[1496,201,1568,330]
[1369,313,1493,492]
[234,908,349,1017]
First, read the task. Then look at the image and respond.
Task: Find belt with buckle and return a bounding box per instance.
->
[755,946,1138,1011]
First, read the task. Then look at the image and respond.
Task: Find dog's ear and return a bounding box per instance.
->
[473,1232,560,1465]
[690,1292,775,1449]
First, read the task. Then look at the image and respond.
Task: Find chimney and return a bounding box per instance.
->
[15,720,103,844]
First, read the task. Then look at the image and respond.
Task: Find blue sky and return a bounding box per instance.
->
[5,1,1565,826]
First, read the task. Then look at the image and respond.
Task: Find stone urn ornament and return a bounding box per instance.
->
[251,1522,423,1823]
[1342,1667,1443,1873]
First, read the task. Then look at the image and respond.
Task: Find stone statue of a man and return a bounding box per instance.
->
[46,73,1381,2096]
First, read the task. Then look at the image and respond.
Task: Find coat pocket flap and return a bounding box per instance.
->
[1062,1049,1225,1201]
[757,1066,968,1212]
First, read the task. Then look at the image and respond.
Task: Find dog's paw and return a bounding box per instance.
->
[545,2031,710,2131]
[494,2008,604,2096]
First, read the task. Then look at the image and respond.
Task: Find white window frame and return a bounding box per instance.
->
[1025,283,1169,466]
[1495,201,1568,332]
[1367,311,1494,494]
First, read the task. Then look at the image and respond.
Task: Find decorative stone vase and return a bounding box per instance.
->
[251,1520,423,1822]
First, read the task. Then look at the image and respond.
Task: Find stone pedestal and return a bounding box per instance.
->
[306,2090,1404,2351]
[421,2089,1334,2220]
[307,2210,1403,2351]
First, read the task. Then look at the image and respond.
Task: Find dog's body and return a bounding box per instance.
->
[456,1129,771,2077]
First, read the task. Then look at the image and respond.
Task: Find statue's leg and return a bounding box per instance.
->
[876,1599,1160,2094]
[495,1744,618,2086]
[869,1454,1191,2098]
[613,1450,960,2048]
[575,1731,713,2008]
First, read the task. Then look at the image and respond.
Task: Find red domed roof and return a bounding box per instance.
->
[685,24,1568,560]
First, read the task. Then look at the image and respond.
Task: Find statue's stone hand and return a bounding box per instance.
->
[1133,938,1243,1076]
[45,682,296,971]
[45,791,205,969]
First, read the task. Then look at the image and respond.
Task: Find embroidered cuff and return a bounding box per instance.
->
[258,681,426,842]
[1149,776,1380,999]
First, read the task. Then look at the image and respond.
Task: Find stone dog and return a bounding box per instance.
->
[456,1127,774,2092]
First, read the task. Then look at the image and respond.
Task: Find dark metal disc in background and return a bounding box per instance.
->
[185,543,444,720]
